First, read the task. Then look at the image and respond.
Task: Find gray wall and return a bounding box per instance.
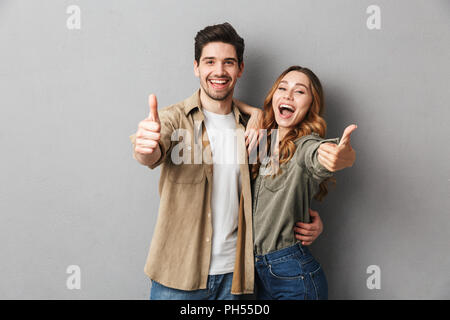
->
[0,0,449,299]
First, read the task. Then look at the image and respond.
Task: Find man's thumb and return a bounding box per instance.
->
[148,94,159,122]
[309,208,318,217]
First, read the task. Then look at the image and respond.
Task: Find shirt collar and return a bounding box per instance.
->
[183,89,247,125]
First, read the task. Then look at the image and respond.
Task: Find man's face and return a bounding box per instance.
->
[194,42,244,101]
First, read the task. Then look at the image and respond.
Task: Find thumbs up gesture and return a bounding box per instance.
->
[317,124,357,172]
[134,94,161,155]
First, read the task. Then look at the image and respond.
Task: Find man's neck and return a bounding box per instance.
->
[199,88,233,115]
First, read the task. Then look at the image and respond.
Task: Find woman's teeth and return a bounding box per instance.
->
[279,104,295,116]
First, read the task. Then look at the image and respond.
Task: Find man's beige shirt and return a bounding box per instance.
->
[129,90,254,294]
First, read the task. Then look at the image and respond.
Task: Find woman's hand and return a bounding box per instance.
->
[245,108,263,154]
[317,124,357,172]
[293,209,323,246]
[233,98,264,154]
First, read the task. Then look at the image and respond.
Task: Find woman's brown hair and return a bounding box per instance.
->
[251,66,335,201]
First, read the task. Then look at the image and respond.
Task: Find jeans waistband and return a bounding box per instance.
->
[255,243,310,264]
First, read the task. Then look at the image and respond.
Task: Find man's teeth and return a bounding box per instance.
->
[280,104,295,111]
[210,80,227,84]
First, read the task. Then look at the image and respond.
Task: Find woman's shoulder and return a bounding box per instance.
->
[293,132,324,146]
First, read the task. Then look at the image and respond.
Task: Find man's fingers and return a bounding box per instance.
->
[135,146,154,154]
[293,227,314,236]
[139,120,161,132]
[148,94,160,123]
[138,131,161,141]
[338,124,357,147]
[294,233,314,242]
[136,138,159,149]
[294,222,317,231]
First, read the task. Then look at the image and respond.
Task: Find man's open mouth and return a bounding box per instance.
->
[208,78,230,90]
[278,104,296,118]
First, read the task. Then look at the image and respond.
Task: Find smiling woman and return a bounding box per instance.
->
[249,65,356,300]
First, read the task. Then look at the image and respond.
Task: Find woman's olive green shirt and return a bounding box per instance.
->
[251,133,340,256]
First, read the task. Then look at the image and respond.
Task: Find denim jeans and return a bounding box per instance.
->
[150,272,240,300]
[254,243,328,300]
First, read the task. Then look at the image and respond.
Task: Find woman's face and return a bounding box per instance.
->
[272,71,313,130]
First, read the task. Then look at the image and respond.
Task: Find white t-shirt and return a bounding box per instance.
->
[202,108,241,275]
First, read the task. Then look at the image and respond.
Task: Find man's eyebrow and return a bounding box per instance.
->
[279,80,308,89]
[201,57,238,62]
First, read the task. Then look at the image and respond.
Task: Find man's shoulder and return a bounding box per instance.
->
[159,100,185,115]
[159,91,199,118]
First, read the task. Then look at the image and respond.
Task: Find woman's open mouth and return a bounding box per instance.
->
[278,104,295,119]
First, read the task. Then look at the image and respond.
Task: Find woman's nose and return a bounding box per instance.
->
[285,90,294,100]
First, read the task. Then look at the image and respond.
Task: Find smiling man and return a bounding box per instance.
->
[131,23,257,300]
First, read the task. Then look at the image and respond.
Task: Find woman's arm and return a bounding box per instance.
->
[233,99,264,153]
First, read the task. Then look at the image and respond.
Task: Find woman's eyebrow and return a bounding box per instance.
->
[280,80,308,89]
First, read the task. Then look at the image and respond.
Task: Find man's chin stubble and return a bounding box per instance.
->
[202,85,233,101]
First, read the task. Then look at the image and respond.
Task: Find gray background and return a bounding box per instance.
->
[0,0,449,299]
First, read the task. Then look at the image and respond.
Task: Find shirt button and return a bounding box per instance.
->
[208,212,211,218]
[206,238,210,242]
[187,146,192,151]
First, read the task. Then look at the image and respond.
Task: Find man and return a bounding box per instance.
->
[130,22,355,300]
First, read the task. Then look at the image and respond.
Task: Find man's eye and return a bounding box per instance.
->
[225,61,234,65]
[206,61,214,64]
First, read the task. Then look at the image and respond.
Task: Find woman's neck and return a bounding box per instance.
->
[278,126,289,141]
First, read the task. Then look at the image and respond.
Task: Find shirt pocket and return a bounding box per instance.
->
[262,172,286,192]
[168,164,205,184]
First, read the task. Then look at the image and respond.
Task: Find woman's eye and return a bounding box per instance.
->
[278,87,286,91]
[296,91,304,94]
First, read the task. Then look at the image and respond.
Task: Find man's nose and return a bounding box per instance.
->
[214,63,226,76]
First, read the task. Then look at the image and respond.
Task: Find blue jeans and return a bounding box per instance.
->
[150,272,240,300]
[254,243,328,300]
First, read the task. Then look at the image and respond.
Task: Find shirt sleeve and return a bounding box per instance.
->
[295,133,340,181]
[129,106,179,169]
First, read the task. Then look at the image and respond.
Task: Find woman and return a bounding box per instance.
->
[239,66,356,300]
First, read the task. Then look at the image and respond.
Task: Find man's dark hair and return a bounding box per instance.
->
[194,22,245,66]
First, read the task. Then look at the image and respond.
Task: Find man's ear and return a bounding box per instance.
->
[238,61,244,78]
[194,60,199,77]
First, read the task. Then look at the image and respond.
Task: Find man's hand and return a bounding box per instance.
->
[317,124,357,172]
[293,209,323,246]
[134,94,161,155]
[245,108,263,154]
